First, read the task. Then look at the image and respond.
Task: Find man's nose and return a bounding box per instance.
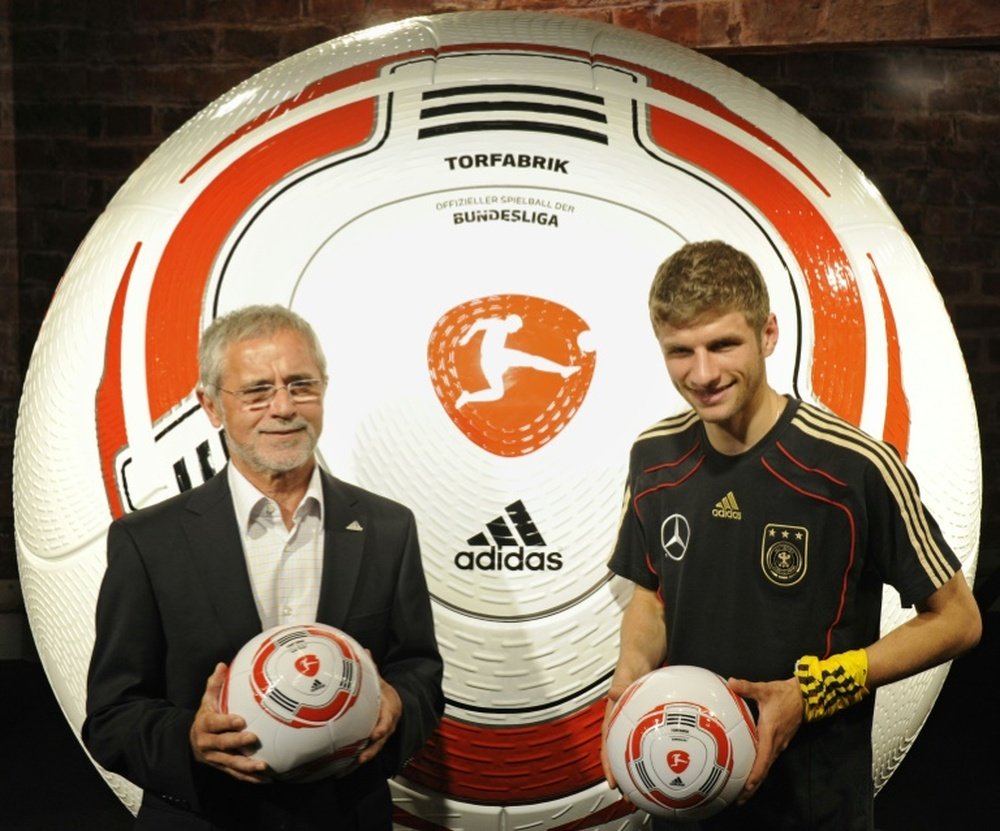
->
[267,385,297,416]
[689,350,719,386]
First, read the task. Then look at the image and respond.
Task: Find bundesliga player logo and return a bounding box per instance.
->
[668,750,691,774]
[427,294,596,457]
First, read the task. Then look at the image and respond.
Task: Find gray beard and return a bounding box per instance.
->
[223,424,318,477]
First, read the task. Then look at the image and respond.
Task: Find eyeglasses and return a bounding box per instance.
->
[216,378,325,411]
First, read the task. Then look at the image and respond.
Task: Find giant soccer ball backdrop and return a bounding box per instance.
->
[13,10,980,829]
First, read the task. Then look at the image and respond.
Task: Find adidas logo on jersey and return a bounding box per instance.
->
[712,491,742,520]
[455,499,563,571]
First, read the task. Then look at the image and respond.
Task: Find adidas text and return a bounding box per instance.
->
[455,546,563,571]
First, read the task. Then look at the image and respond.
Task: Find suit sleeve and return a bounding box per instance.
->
[377,510,444,774]
[82,521,203,809]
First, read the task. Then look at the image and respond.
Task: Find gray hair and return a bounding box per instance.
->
[198,305,327,392]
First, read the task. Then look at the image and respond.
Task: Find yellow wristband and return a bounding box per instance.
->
[795,649,870,722]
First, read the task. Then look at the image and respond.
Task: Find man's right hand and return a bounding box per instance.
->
[600,684,627,790]
[602,585,667,794]
[190,663,271,783]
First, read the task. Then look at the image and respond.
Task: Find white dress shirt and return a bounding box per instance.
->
[228,463,325,631]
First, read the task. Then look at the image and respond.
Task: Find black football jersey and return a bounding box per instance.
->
[609,397,960,683]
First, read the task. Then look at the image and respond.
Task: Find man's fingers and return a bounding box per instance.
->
[600,742,618,789]
[191,724,258,758]
[197,663,230,721]
[193,728,269,782]
[212,728,259,753]
[200,709,246,734]
[201,749,271,783]
[357,735,384,766]
[738,734,772,802]
[601,695,622,789]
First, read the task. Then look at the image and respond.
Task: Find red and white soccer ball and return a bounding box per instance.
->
[606,666,757,822]
[220,623,380,783]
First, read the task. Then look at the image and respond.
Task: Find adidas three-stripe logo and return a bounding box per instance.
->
[712,491,742,520]
[466,499,546,547]
[457,500,563,571]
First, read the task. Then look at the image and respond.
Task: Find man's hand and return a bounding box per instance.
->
[190,663,270,783]
[357,675,403,766]
[600,679,633,791]
[601,585,667,793]
[727,676,802,804]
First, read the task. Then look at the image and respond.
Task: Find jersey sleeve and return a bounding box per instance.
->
[865,448,963,608]
[607,474,660,592]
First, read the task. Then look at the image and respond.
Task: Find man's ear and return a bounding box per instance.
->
[761,313,779,358]
[197,387,224,429]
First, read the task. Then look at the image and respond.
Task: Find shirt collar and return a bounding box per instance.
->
[227,462,324,532]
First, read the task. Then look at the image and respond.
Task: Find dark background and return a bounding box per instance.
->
[1,2,997,829]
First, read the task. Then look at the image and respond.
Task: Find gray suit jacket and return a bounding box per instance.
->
[83,468,443,830]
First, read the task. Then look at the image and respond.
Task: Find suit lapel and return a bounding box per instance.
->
[182,472,262,655]
[316,471,367,628]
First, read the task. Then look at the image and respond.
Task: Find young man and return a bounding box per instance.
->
[84,305,443,830]
[602,241,981,830]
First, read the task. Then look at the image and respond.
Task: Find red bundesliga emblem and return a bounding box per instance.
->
[668,750,691,774]
[295,654,320,677]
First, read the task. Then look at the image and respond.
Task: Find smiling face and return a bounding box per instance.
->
[656,309,779,450]
[198,328,325,486]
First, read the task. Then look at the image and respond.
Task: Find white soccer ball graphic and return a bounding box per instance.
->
[606,666,758,822]
[12,10,979,829]
[220,623,380,783]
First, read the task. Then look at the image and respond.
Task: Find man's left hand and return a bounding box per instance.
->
[357,676,403,765]
[727,676,802,804]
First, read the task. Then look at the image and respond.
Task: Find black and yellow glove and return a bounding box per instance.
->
[795,649,870,722]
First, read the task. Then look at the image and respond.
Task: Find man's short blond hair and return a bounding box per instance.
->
[649,240,770,333]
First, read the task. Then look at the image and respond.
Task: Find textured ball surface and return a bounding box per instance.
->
[606,666,757,822]
[220,623,380,782]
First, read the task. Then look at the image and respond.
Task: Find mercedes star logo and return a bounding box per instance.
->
[661,514,691,561]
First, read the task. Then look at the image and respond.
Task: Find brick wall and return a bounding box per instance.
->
[1,2,997,607]
[1,0,17,594]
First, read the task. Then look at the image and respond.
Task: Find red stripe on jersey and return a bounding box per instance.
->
[635,454,705,584]
[776,440,849,488]
[762,453,858,659]
[642,438,702,474]
[633,460,705,513]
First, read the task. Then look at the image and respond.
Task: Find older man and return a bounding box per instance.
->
[84,305,443,831]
